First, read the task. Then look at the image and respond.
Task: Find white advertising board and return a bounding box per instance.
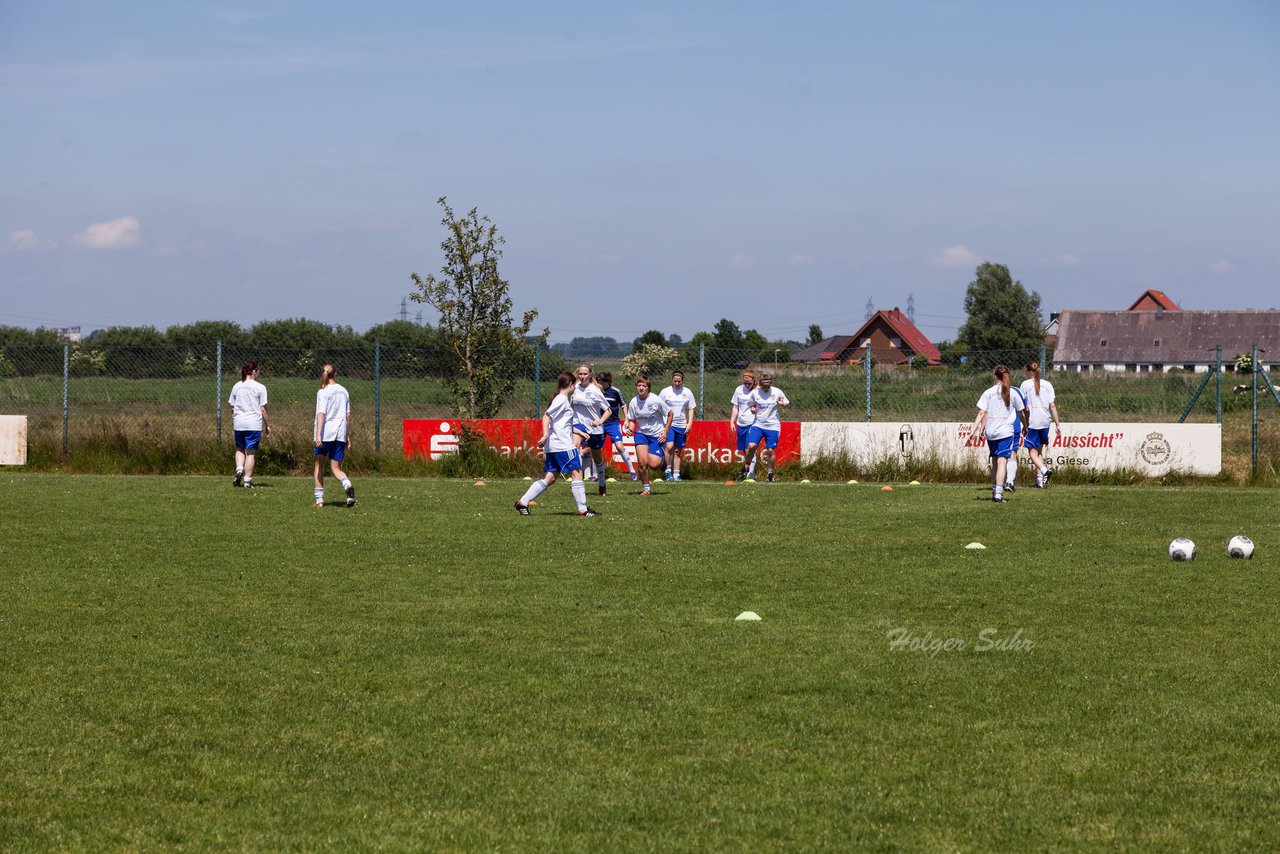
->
[800,421,1221,476]
[0,415,27,465]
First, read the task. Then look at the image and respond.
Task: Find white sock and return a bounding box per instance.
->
[314,487,324,503]
[236,467,244,475]
[994,484,1004,498]
[519,479,549,506]
[571,479,587,512]
[1007,458,1018,484]
[244,477,252,486]
[1040,466,1048,475]
[340,477,352,490]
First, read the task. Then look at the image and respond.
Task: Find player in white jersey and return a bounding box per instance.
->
[571,364,612,494]
[658,371,697,481]
[973,364,1028,503]
[515,373,601,517]
[228,360,270,488]
[1019,360,1061,488]
[627,375,673,496]
[742,372,789,483]
[313,363,356,508]
[729,370,758,480]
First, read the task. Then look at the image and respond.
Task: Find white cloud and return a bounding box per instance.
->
[1059,253,1082,267]
[74,216,140,249]
[9,229,42,250]
[934,245,978,268]
[1208,260,1234,273]
[788,254,815,267]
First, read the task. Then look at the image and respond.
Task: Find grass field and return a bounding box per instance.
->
[4,475,1279,850]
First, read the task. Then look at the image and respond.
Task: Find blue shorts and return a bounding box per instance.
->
[736,425,752,452]
[234,430,262,451]
[315,440,346,461]
[544,448,583,474]
[581,432,605,450]
[747,425,779,450]
[987,435,1017,459]
[633,432,665,461]
[1023,427,1050,450]
[666,426,687,449]
[603,421,625,445]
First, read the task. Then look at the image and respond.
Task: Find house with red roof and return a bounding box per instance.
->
[790,308,941,366]
[1127,289,1181,312]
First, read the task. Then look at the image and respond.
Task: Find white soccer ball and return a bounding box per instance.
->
[1168,538,1197,562]
[1227,535,1255,559]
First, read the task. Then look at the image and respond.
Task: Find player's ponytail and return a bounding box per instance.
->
[994,364,1011,407]
[1025,361,1041,395]
[241,361,258,381]
[320,363,336,389]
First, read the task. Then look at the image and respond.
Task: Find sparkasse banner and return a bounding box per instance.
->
[800,422,1222,476]
[403,419,801,468]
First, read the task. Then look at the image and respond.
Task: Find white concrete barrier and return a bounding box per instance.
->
[0,415,27,465]
[800,421,1221,476]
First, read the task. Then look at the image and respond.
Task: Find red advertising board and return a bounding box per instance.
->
[403,418,801,468]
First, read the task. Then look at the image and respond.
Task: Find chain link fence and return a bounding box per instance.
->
[4,339,1276,472]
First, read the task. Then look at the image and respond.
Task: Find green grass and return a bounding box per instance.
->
[3,475,1279,850]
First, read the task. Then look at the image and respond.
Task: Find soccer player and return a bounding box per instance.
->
[228,360,270,487]
[597,371,638,482]
[313,363,356,508]
[742,372,789,482]
[1020,360,1061,487]
[515,372,600,517]
[729,369,758,481]
[627,375,673,496]
[973,364,1027,503]
[658,371,697,481]
[571,364,612,495]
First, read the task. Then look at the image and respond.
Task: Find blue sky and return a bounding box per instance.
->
[2,0,1278,344]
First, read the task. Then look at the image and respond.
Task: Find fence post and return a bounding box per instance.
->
[1040,341,1047,370]
[215,340,223,445]
[698,343,705,414]
[533,343,541,418]
[374,340,382,452]
[1215,344,1222,424]
[1252,343,1259,477]
[62,340,69,457]
[865,341,872,423]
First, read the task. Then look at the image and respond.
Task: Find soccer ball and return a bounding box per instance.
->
[1227,535,1255,559]
[1168,538,1197,562]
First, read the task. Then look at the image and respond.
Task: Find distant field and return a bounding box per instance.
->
[3,475,1278,849]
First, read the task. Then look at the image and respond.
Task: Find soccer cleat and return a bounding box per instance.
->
[664,469,672,480]
[672,473,682,482]
[598,483,607,497]
[579,508,602,517]
[345,484,356,507]
[233,472,243,487]
[1043,469,1053,487]
[243,481,253,489]
[514,501,531,516]
[629,471,638,482]
[766,472,775,483]
[314,500,324,509]
[993,495,1008,503]
[1004,481,1015,493]
[640,488,652,497]
[736,467,748,481]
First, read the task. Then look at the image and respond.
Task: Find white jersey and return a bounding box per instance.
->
[730,384,756,428]
[977,384,1026,440]
[228,379,268,431]
[544,393,577,453]
[628,393,672,438]
[659,385,697,429]
[315,383,351,442]
[571,382,610,436]
[1019,379,1056,429]
[749,386,788,430]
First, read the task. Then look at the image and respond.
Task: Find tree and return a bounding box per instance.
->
[807,324,825,346]
[742,329,768,353]
[712,318,745,351]
[957,263,1043,352]
[681,331,714,365]
[409,197,544,419]
[634,330,667,349]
